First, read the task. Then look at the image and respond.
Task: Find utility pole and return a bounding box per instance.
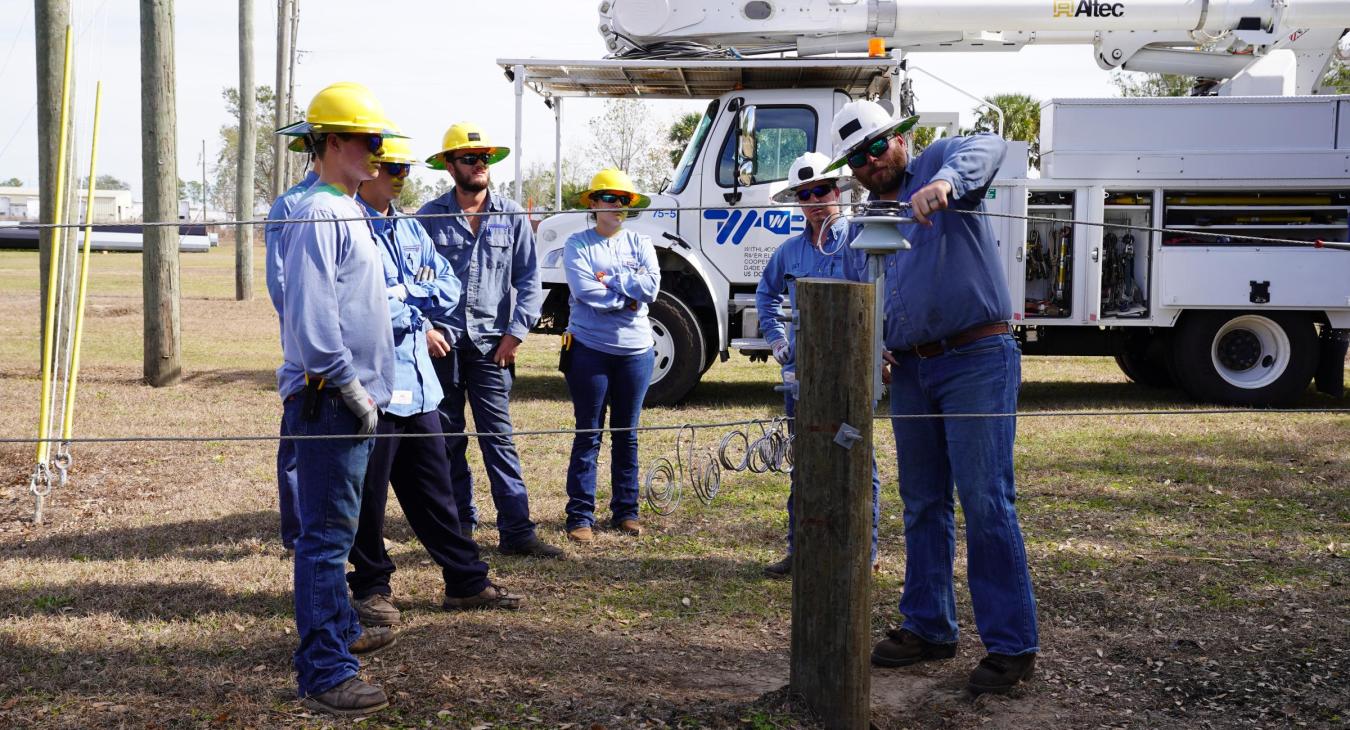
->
[790,278,875,730]
[285,0,299,188]
[271,0,292,199]
[200,138,207,220]
[139,0,182,386]
[34,0,72,347]
[236,0,255,300]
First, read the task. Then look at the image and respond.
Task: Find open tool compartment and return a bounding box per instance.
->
[1101,190,1153,319]
[1024,190,1075,319]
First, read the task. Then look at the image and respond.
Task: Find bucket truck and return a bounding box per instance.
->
[502,0,1350,406]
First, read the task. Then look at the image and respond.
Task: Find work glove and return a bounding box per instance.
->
[771,338,791,365]
[338,378,379,436]
[414,265,436,284]
[387,284,409,302]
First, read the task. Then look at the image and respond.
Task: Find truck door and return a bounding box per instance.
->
[988,182,1026,322]
[1083,186,1106,324]
[699,102,820,285]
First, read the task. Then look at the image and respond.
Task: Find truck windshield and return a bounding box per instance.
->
[669,100,718,195]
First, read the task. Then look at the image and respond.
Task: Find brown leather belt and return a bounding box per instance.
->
[896,322,1011,359]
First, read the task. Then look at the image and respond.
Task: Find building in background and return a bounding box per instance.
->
[0,186,136,222]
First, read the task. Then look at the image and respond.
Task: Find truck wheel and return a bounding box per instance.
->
[645,292,706,407]
[1114,333,1175,388]
[1170,311,1317,406]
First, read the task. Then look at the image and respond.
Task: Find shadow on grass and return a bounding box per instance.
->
[0,511,279,562]
[183,368,278,390]
[0,579,292,621]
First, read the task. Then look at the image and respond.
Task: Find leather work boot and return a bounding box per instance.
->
[499,534,565,559]
[301,676,388,717]
[615,519,642,537]
[349,626,397,656]
[352,593,401,627]
[968,652,1037,695]
[870,628,958,668]
[762,555,792,578]
[567,526,594,543]
[442,583,524,611]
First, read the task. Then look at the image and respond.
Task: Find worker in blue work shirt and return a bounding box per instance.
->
[832,100,1038,695]
[417,122,562,559]
[754,151,880,579]
[346,135,523,629]
[559,169,660,544]
[263,137,320,555]
[275,82,400,718]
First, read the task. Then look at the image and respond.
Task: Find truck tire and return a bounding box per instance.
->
[645,292,706,407]
[1170,311,1318,406]
[1114,332,1175,388]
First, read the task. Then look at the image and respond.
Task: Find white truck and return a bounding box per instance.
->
[501,0,1350,406]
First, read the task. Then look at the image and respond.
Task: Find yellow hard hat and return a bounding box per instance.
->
[373,135,421,166]
[578,168,652,217]
[275,81,403,139]
[426,122,509,170]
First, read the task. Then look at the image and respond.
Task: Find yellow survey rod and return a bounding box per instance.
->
[35,25,74,467]
[60,81,103,445]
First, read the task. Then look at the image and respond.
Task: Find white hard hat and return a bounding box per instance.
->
[825,100,919,172]
[769,151,857,204]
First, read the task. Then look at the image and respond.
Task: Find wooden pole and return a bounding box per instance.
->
[285,0,298,188]
[139,0,182,386]
[790,278,875,730]
[271,0,291,199]
[236,0,255,301]
[34,0,71,347]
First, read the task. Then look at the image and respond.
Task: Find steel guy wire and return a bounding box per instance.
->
[14,200,1350,250]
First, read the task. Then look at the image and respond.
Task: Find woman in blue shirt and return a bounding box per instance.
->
[561,169,661,543]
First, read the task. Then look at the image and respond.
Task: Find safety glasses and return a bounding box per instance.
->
[846,133,893,170]
[453,153,492,167]
[380,162,411,178]
[795,183,837,202]
[593,192,632,206]
[336,133,384,154]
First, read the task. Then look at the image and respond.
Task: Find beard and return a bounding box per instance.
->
[853,142,908,196]
[451,167,490,194]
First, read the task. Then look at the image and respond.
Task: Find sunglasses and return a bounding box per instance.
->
[592,192,632,206]
[380,162,410,178]
[796,184,837,202]
[846,133,894,170]
[336,133,384,154]
[453,153,492,167]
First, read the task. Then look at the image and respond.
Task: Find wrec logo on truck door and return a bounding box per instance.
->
[703,209,804,245]
[1054,1,1124,17]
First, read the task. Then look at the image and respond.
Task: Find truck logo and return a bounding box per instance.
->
[703,209,804,245]
[1054,1,1123,18]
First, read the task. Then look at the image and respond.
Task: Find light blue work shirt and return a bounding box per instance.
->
[264,170,319,319]
[277,183,394,408]
[416,189,542,353]
[563,228,661,356]
[843,133,1011,351]
[360,197,461,417]
[754,218,851,376]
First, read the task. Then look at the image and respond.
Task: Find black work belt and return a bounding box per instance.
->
[894,322,1011,360]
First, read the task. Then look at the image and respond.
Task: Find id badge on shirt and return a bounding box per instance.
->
[390,390,413,406]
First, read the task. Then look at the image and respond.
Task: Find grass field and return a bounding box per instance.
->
[0,243,1347,729]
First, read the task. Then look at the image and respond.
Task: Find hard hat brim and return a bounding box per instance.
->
[275,120,407,139]
[425,146,510,170]
[825,114,921,173]
[770,175,858,205]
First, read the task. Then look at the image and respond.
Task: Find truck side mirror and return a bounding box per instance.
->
[735,105,757,187]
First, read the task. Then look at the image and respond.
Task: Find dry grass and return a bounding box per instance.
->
[0,245,1347,729]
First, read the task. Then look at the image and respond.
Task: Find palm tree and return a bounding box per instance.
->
[972,93,1042,169]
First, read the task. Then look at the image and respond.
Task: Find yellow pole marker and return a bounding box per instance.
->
[35,25,75,468]
[58,81,103,457]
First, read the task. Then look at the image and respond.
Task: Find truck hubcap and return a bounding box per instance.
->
[1210,315,1289,390]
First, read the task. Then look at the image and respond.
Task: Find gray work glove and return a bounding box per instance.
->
[338,378,379,436]
[387,284,409,302]
[771,338,791,365]
[414,265,436,284]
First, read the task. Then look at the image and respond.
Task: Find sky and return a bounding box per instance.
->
[0,1,1125,201]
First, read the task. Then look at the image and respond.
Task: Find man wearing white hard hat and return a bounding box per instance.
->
[833,100,1039,695]
[754,151,879,578]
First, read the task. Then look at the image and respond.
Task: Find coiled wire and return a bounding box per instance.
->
[644,425,723,513]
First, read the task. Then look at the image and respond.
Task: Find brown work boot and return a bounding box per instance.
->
[348,626,397,656]
[567,526,594,543]
[352,593,401,627]
[442,583,523,611]
[968,652,1037,695]
[614,519,642,537]
[870,628,957,668]
[301,676,388,717]
[499,534,565,559]
[762,555,792,578]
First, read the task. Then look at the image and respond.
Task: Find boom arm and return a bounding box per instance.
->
[600,0,1350,94]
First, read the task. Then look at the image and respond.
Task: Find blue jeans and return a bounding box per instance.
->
[784,392,880,562]
[277,414,300,550]
[563,342,654,529]
[433,337,537,546]
[887,333,1038,656]
[284,394,371,697]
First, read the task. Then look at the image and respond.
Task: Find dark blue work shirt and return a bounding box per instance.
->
[843,134,1011,351]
